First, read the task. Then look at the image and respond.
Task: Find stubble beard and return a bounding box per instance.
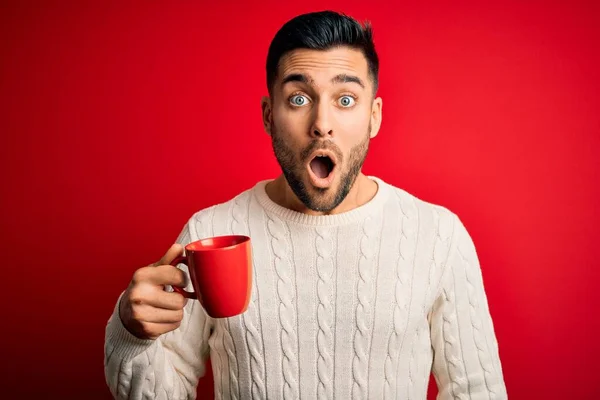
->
[270,121,371,213]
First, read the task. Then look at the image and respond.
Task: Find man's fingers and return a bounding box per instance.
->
[134,264,187,287]
[150,264,187,287]
[132,263,187,287]
[154,243,183,267]
[146,290,188,310]
[133,305,184,324]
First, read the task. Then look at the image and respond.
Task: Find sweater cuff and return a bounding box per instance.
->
[105,291,157,361]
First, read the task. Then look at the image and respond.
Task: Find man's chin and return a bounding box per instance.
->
[281,170,345,212]
[300,185,344,213]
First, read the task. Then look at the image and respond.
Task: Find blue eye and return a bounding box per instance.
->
[339,96,355,107]
[290,95,309,106]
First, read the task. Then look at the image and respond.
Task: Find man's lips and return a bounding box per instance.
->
[306,149,338,188]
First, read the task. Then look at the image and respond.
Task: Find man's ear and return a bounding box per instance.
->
[261,96,272,135]
[369,96,383,139]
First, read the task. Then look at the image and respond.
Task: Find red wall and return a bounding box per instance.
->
[1,1,598,399]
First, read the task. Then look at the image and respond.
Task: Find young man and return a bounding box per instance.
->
[104,10,507,400]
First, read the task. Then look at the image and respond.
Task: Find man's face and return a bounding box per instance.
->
[262,46,382,212]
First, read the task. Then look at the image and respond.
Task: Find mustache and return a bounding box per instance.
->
[300,140,343,163]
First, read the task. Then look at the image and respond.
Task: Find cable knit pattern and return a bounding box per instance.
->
[202,207,227,400]
[243,292,267,400]
[384,191,418,399]
[103,177,507,400]
[243,285,267,400]
[352,215,378,400]
[315,226,335,399]
[408,207,443,398]
[230,193,246,234]
[221,322,239,400]
[266,214,299,399]
[212,322,225,399]
[435,216,469,400]
[216,196,247,400]
[460,245,496,398]
[117,362,133,398]
[428,209,444,309]
[441,283,468,400]
[428,208,455,399]
[231,194,267,400]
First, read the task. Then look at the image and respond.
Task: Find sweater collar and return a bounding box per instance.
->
[252,176,391,227]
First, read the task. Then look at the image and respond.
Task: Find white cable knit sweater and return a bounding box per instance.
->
[104,176,507,399]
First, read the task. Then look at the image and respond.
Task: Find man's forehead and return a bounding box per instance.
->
[277,47,370,86]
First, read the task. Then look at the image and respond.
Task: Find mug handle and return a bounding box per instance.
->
[169,255,196,299]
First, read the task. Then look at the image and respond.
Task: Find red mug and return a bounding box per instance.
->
[170,235,252,318]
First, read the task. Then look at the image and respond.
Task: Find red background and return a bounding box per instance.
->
[1,1,598,399]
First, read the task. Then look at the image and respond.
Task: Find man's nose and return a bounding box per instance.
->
[310,102,333,138]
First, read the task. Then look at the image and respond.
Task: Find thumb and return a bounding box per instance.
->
[155,243,184,266]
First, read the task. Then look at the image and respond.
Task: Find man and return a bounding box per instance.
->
[104,10,507,400]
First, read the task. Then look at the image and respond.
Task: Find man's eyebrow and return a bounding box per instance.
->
[281,73,314,86]
[331,73,365,88]
[280,73,365,89]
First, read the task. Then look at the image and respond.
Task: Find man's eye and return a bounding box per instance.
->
[290,95,309,107]
[339,96,355,107]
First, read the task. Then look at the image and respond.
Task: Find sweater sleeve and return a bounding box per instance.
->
[103,223,214,400]
[429,214,508,399]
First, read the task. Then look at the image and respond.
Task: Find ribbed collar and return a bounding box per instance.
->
[252,176,391,227]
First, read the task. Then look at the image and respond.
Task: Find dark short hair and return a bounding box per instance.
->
[266,10,379,95]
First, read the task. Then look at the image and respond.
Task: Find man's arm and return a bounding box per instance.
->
[104,225,214,400]
[429,214,507,399]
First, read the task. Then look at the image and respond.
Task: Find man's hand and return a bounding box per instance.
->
[119,244,188,340]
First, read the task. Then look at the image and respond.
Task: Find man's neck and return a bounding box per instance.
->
[265,173,378,216]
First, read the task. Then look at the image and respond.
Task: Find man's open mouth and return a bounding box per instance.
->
[309,154,335,179]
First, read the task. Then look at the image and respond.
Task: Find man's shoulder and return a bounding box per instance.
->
[380,178,459,239]
[188,182,258,223]
[383,179,456,220]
